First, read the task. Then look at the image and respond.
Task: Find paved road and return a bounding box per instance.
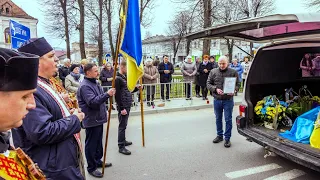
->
[82,107,320,180]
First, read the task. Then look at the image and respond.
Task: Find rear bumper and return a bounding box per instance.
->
[237,127,320,172]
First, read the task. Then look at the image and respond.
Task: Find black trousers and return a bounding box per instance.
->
[185,83,191,98]
[85,125,103,173]
[195,85,201,95]
[161,83,171,100]
[201,86,208,98]
[118,107,131,148]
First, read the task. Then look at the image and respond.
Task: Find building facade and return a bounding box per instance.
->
[0,0,37,48]
[142,35,251,63]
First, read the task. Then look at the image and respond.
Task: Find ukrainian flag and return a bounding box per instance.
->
[120,0,143,92]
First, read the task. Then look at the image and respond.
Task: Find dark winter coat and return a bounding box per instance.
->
[58,66,70,85]
[115,72,138,110]
[158,62,174,83]
[99,68,114,86]
[197,62,213,87]
[207,68,240,100]
[11,77,83,180]
[194,62,201,85]
[77,77,109,128]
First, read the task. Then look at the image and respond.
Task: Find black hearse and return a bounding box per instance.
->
[185,14,320,172]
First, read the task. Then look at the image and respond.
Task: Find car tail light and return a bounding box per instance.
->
[239,105,246,117]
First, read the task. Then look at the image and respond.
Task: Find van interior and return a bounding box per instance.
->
[245,42,320,155]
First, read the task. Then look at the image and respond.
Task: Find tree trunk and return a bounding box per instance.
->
[61,0,71,59]
[78,0,86,59]
[250,42,254,56]
[186,39,191,55]
[172,39,176,64]
[105,0,115,58]
[226,39,234,62]
[98,0,104,66]
[202,0,212,55]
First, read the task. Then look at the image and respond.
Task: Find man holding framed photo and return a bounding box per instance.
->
[207,56,240,148]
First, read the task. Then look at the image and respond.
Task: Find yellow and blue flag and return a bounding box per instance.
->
[120,0,143,92]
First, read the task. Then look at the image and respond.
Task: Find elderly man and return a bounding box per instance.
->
[207,56,240,148]
[0,48,44,179]
[59,58,71,86]
[77,63,115,178]
[12,37,86,179]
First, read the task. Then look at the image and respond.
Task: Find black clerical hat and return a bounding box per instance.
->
[0,48,39,91]
[18,37,53,57]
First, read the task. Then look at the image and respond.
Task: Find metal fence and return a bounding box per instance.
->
[102,81,194,109]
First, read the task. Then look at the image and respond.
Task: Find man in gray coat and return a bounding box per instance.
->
[207,56,240,148]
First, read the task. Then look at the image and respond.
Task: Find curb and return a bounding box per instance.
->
[110,101,241,118]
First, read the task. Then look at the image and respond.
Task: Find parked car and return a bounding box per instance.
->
[186,13,320,172]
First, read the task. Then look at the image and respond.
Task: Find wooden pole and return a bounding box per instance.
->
[139,77,145,147]
[101,10,124,175]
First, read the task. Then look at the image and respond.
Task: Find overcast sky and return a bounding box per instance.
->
[12,0,314,48]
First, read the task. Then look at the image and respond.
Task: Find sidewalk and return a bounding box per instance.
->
[109,93,243,118]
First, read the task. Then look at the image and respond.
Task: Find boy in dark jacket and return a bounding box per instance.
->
[115,60,141,155]
[77,63,116,178]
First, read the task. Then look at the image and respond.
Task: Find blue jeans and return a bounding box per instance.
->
[213,99,234,140]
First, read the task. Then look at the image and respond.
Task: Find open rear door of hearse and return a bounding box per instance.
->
[185,13,320,173]
[185,13,320,43]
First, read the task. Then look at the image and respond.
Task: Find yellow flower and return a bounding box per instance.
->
[256,111,261,115]
[255,105,262,112]
[279,116,282,120]
[267,116,271,119]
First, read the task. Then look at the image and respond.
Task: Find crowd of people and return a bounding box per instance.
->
[0,36,252,179]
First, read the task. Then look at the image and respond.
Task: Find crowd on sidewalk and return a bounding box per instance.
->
[0,36,252,179]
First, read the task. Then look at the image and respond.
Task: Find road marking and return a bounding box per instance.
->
[264,169,306,180]
[225,163,282,179]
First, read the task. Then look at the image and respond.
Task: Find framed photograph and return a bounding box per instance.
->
[223,77,237,94]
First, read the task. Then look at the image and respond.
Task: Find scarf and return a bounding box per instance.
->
[71,72,81,81]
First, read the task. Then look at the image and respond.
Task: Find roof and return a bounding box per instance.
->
[0,0,37,20]
[142,35,184,44]
[55,50,67,58]
[185,13,320,43]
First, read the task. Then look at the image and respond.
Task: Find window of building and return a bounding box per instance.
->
[5,7,9,14]
[4,27,10,44]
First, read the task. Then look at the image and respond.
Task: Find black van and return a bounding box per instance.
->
[186,14,320,172]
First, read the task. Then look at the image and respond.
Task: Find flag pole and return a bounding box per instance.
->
[102,1,125,175]
[139,77,145,147]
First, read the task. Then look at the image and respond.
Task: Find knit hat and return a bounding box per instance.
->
[70,64,80,72]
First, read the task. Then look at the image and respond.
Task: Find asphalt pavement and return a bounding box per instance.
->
[82,107,320,180]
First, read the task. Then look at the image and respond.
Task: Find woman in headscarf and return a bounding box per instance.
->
[143,58,159,106]
[65,64,84,93]
[181,55,197,100]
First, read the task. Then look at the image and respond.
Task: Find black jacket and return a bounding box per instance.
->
[115,72,138,110]
[99,68,114,86]
[59,66,70,84]
[197,62,213,87]
[207,68,240,100]
[158,62,174,83]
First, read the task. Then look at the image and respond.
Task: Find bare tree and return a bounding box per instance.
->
[140,0,157,28]
[86,0,105,65]
[40,0,74,59]
[145,31,152,39]
[167,10,191,64]
[306,0,320,11]
[77,0,86,59]
[102,0,156,59]
[237,0,275,55]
